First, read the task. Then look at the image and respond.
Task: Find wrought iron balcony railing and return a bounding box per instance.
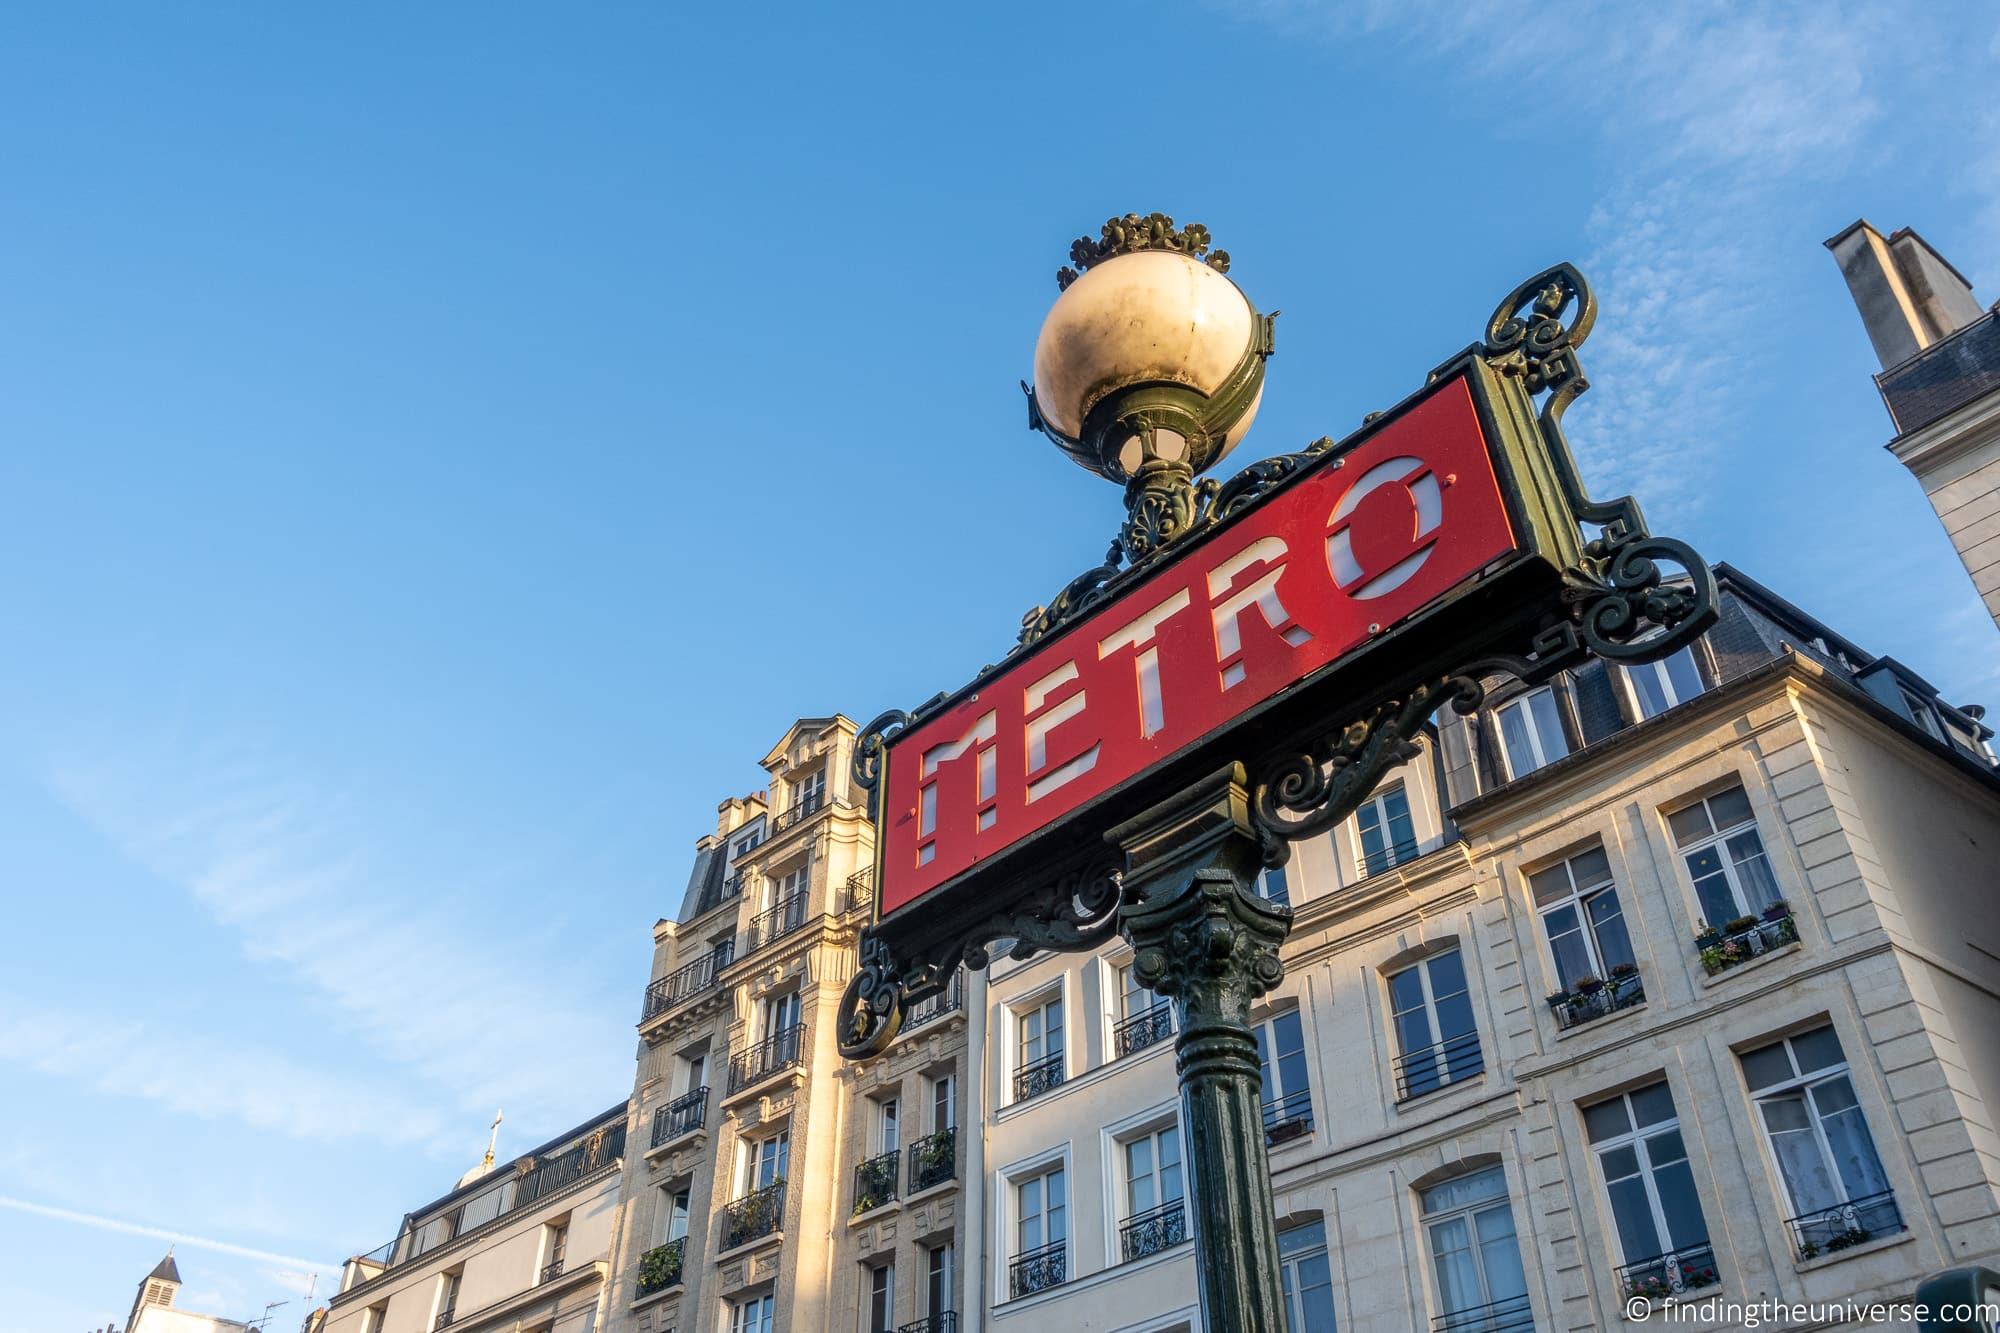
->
[1547,968,1645,1030]
[729,1024,805,1092]
[635,1236,685,1297]
[1118,1199,1189,1263]
[770,793,826,835]
[1013,1052,1065,1104]
[907,1127,957,1194]
[1615,1241,1719,1302]
[540,1258,564,1284]
[1431,1292,1533,1332]
[1361,837,1421,878]
[1392,1030,1484,1102]
[1262,1088,1314,1146]
[846,866,874,912]
[651,1086,708,1146]
[1113,1001,1174,1058]
[643,942,734,1019]
[896,1315,957,1333]
[751,892,808,949]
[1784,1189,1903,1259]
[721,1180,785,1250]
[1695,907,1798,976]
[433,1309,455,1331]
[695,870,743,917]
[853,1149,899,1215]
[513,1122,627,1211]
[1007,1240,1066,1299]
[905,973,963,1029]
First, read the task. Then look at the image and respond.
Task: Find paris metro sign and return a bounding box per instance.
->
[838,263,1717,1054]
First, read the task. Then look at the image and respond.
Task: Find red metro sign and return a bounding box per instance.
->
[877,372,1521,919]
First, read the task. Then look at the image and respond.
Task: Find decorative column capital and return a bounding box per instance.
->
[1124,866,1287,1006]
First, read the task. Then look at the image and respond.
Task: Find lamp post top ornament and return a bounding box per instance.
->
[1027,213,1277,564]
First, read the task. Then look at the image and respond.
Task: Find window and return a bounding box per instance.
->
[541,1219,568,1280]
[791,767,826,814]
[1422,1167,1528,1328]
[1014,995,1065,1101]
[1258,862,1291,906]
[771,863,808,905]
[1529,846,1636,993]
[1279,1220,1337,1333]
[1625,647,1704,719]
[1899,685,1946,740]
[1741,1025,1900,1255]
[744,1129,790,1191]
[734,829,761,858]
[1496,686,1570,779]
[930,1072,957,1132]
[1388,950,1481,1100]
[436,1271,461,1328]
[1355,783,1418,876]
[879,1097,900,1154]
[683,1049,707,1096]
[1668,786,1782,928]
[361,1306,387,1333]
[1010,1164,1068,1297]
[1585,1084,1715,1296]
[1115,962,1173,1058]
[730,1293,775,1333]
[1120,1124,1187,1261]
[868,1260,894,1332]
[659,1184,690,1244]
[1255,1009,1313,1144]
[927,1240,956,1317]
[763,989,802,1044]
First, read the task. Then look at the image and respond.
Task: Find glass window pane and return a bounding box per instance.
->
[1651,1158,1709,1251]
[1499,701,1536,776]
[1474,1205,1528,1301]
[1707,786,1753,829]
[1667,803,1714,847]
[1817,1095,1890,1200]
[1664,650,1704,706]
[1741,1041,1796,1091]
[1569,846,1611,887]
[1427,1217,1481,1315]
[1587,897,1636,972]
[1644,1127,1687,1165]
[1529,689,1570,764]
[1423,1166,1506,1214]
[1528,862,1573,906]
[1583,1099,1632,1143]
[1631,665,1672,719]
[1279,1220,1327,1258]
[1629,1083,1676,1129]
[1427,950,1468,997]
[1792,1026,1844,1076]
[1388,966,1428,1016]
[1607,1176,1663,1262]
[1600,1145,1640,1178]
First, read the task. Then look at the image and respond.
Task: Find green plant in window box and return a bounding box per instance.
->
[637,1242,681,1294]
[1694,921,1723,950]
[1800,1240,1820,1259]
[1574,974,1604,993]
[914,1134,955,1181]
[1723,914,1759,935]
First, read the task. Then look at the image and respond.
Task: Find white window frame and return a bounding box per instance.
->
[867,1258,894,1332]
[659,1183,690,1245]
[1278,1219,1337,1333]
[1668,786,1781,927]
[1420,1166,1526,1322]
[1494,685,1570,779]
[1742,1026,1893,1228]
[996,1146,1072,1302]
[1011,987,1066,1099]
[762,988,802,1041]
[1529,847,1632,990]
[1584,1085,1711,1279]
[1622,646,1704,720]
[791,766,826,814]
[1387,949,1479,1098]
[1353,781,1418,876]
[1118,1119,1186,1226]
[741,1127,790,1193]
[927,1239,956,1317]
[1255,1007,1314,1139]
[929,1071,957,1133]
[729,1292,775,1333]
[878,1095,900,1155]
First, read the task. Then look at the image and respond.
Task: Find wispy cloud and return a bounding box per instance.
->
[0,1195,335,1273]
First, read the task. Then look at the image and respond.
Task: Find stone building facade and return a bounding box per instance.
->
[967,566,2000,1332]
[605,716,967,1333]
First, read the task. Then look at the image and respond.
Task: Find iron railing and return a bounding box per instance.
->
[896,1315,957,1333]
[1615,1241,1719,1301]
[1784,1189,1903,1259]
[907,1127,957,1193]
[1114,1002,1174,1058]
[1013,1053,1064,1103]
[514,1123,627,1210]
[1118,1199,1188,1263]
[751,892,808,949]
[721,1180,785,1250]
[1392,1030,1484,1101]
[1361,837,1421,878]
[853,1150,899,1214]
[539,1258,564,1284]
[1696,908,1798,976]
[1547,969,1646,1030]
[906,973,963,1029]
[1262,1088,1314,1146]
[729,1024,805,1092]
[771,793,826,835]
[1431,1292,1533,1332]
[1007,1240,1066,1299]
[635,1237,685,1297]
[433,1310,454,1331]
[643,943,734,1019]
[694,870,743,917]
[846,867,874,913]
[651,1086,708,1146]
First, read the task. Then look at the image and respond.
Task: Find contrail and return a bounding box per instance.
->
[0,1195,336,1274]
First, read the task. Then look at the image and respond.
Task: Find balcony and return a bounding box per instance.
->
[750,892,808,950]
[650,1086,708,1147]
[1007,1240,1066,1299]
[729,1024,805,1093]
[846,867,874,913]
[907,1127,957,1194]
[770,793,826,836]
[905,974,963,1030]
[643,943,734,1020]
[694,870,743,918]
[1392,1030,1483,1102]
[636,1237,685,1297]
[539,1258,564,1284]
[433,1310,455,1331]
[1119,1200,1188,1263]
[1113,1001,1174,1059]
[1695,906,1797,976]
[1013,1053,1064,1104]
[1546,967,1645,1031]
[1360,837,1420,879]
[721,1180,785,1250]
[1432,1294,1532,1332]
[1615,1241,1719,1301]
[1785,1189,1904,1260]
[853,1150,899,1215]
[1262,1088,1314,1146]
[896,1315,957,1333]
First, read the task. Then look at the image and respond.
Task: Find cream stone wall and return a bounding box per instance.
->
[1893,395,2000,626]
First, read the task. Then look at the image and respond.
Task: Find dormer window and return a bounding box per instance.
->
[1623,648,1704,720]
[1494,686,1569,780]
[790,767,825,815]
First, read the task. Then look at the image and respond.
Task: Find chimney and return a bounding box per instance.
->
[1826,219,1985,370]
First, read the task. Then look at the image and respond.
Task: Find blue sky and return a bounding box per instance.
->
[2,3,1997,1328]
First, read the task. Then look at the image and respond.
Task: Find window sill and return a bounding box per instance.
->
[1696,940,1800,989]
[720,1068,806,1109]
[848,1199,902,1228]
[904,1178,960,1208]
[628,1284,682,1314]
[714,1230,784,1265]
[1795,1228,1912,1272]
[643,1128,705,1163]
[1553,1001,1649,1042]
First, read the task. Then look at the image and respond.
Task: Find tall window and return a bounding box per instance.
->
[1529,846,1635,990]
[1585,1084,1715,1294]
[1355,783,1418,876]
[1495,686,1570,779]
[1014,994,1065,1100]
[1279,1220,1337,1333]
[1626,647,1704,720]
[1389,950,1481,1099]
[1741,1025,1898,1253]
[791,767,826,814]
[436,1271,461,1325]
[763,989,802,1046]
[930,1072,957,1132]
[541,1219,568,1279]
[744,1130,789,1191]
[1011,1164,1068,1296]
[927,1240,956,1316]
[1422,1167,1528,1328]
[878,1096,900,1154]
[659,1184,690,1244]
[868,1260,894,1332]
[730,1293,775,1333]
[1116,961,1174,1057]
[772,863,808,904]
[683,1049,707,1095]
[1668,786,1782,927]
[1120,1124,1187,1260]
[1256,1008,1314,1143]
